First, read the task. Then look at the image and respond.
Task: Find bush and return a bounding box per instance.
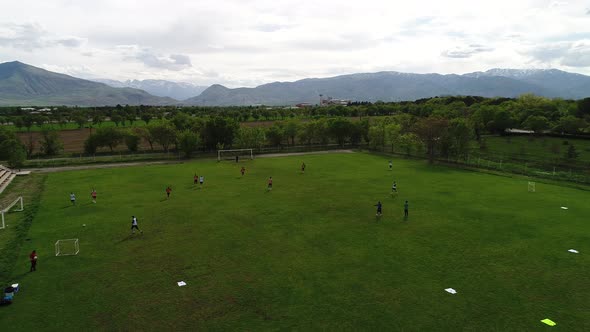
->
[124,132,140,152]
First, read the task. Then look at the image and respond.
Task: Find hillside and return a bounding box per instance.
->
[0,61,175,106]
[94,79,207,100]
[185,70,589,106]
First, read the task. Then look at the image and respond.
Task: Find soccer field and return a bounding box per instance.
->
[2,152,590,331]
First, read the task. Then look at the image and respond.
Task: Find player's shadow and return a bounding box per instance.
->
[403,215,408,221]
[117,234,142,243]
[61,204,75,209]
[159,198,168,202]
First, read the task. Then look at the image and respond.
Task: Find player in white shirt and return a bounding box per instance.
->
[70,192,76,205]
[131,216,143,234]
[199,175,204,187]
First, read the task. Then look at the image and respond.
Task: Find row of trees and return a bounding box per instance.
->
[2,95,590,137]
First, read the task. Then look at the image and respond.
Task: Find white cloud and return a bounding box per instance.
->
[0,0,590,86]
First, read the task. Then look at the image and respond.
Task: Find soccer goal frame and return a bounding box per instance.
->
[55,239,80,256]
[528,181,536,192]
[218,148,254,161]
[0,197,23,230]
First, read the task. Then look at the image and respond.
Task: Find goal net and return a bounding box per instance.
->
[528,181,536,192]
[0,196,24,230]
[218,149,254,161]
[55,239,80,256]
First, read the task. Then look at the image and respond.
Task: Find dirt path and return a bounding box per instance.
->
[24,160,182,173]
[256,149,355,159]
[24,150,356,173]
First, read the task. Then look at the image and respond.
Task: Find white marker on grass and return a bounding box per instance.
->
[561,207,568,210]
[177,281,187,287]
[444,288,457,294]
[568,249,579,254]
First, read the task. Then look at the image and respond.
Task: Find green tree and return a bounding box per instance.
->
[149,121,177,152]
[111,114,123,127]
[73,113,87,129]
[39,128,63,156]
[553,115,586,134]
[284,121,299,145]
[124,131,141,152]
[413,117,449,163]
[177,130,200,158]
[202,117,239,150]
[266,123,285,148]
[7,143,26,169]
[565,144,579,160]
[84,134,99,155]
[522,115,550,134]
[95,127,125,152]
[141,112,153,125]
[327,118,353,146]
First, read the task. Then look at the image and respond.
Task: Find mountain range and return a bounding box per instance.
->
[0,61,174,106]
[186,69,590,106]
[93,79,208,101]
[0,61,589,106]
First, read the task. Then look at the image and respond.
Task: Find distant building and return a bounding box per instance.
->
[320,96,350,106]
[295,103,312,108]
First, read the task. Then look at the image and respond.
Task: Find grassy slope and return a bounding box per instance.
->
[481,135,590,164]
[2,153,590,331]
[0,174,45,283]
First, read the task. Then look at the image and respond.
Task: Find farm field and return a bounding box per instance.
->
[1,152,590,330]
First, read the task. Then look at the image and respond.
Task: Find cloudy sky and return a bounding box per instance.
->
[1,0,589,87]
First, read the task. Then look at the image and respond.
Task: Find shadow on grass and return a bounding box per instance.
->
[116,233,143,244]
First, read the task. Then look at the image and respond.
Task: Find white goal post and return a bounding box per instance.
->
[55,239,80,256]
[0,197,24,230]
[218,148,254,161]
[528,181,536,192]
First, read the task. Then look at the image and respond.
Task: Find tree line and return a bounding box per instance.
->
[2,94,590,167]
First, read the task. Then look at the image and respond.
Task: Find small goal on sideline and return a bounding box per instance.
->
[1,196,24,230]
[55,239,80,256]
[218,148,254,162]
[528,181,536,192]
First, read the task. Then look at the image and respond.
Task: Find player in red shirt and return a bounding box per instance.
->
[240,167,246,176]
[267,177,273,191]
[166,186,172,199]
[194,174,198,185]
[29,250,37,272]
[91,188,97,203]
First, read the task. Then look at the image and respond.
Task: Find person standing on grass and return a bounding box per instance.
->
[91,188,97,203]
[389,160,393,171]
[267,177,273,191]
[236,155,239,163]
[199,175,204,187]
[166,186,172,199]
[131,216,142,234]
[404,200,409,217]
[391,181,397,194]
[374,201,382,217]
[241,167,246,176]
[301,162,306,173]
[29,250,37,272]
[70,192,76,205]
[194,174,198,185]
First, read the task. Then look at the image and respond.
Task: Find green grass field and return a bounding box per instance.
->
[2,152,590,330]
[480,135,590,165]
